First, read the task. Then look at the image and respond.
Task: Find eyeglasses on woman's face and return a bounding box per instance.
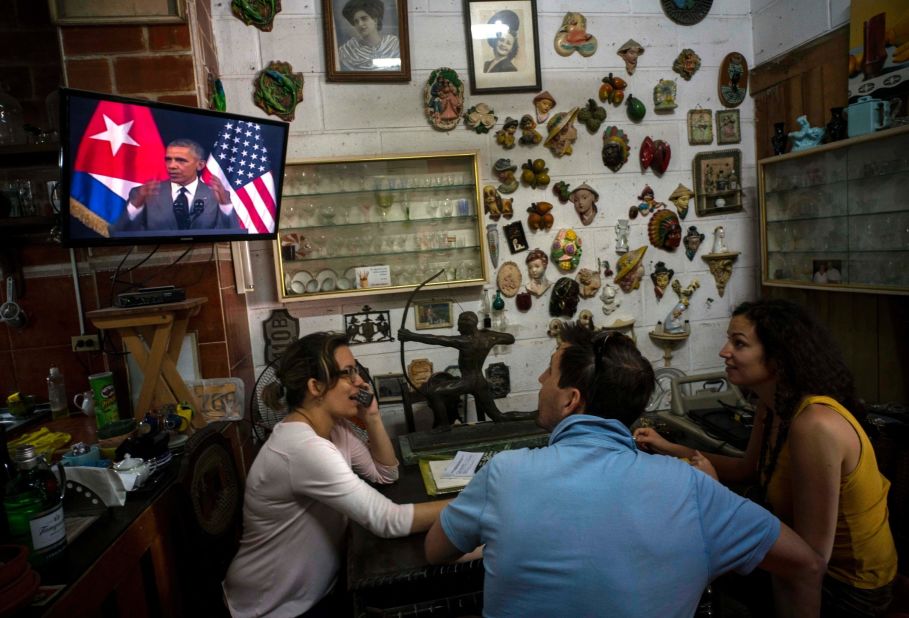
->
[334,366,363,383]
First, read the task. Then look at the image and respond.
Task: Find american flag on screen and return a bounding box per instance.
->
[202,120,277,234]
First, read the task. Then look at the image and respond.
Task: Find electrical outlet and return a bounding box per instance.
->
[71,334,100,352]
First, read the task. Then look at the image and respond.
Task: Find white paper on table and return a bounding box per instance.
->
[442,451,484,478]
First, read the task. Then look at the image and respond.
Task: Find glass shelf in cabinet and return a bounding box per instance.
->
[280,212,477,231]
[285,243,481,263]
[282,182,476,200]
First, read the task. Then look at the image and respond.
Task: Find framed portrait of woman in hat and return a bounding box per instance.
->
[463,0,542,94]
[322,0,411,82]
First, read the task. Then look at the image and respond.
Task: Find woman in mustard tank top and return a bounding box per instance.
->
[635,299,897,616]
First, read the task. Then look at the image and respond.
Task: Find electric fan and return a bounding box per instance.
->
[250,359,287,443]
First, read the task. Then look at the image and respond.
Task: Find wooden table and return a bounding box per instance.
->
[86,298,206,427]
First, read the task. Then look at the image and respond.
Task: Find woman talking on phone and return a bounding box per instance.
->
[634,299,897,617]
[223,332,447,617]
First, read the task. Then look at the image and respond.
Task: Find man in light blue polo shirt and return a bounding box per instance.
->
[425,322,824,617]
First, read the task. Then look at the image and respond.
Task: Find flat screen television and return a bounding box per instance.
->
[60,88,290,247]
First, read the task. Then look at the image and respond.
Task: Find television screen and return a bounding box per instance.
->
[60,88,290,247]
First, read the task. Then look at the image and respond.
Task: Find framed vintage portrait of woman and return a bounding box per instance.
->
[463,0,542,94]
[322,0,411,82]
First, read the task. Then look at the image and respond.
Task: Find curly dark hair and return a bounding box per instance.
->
[342,0,384,30]
[732,299,863,491]
[556,322,654,427]
[262,332,349,412]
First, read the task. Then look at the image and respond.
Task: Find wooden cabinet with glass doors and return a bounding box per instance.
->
[758,125,909,295]
[274,151,487,301]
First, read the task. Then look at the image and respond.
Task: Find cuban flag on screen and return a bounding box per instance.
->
[202,120,277,234]
[71,102,167,235]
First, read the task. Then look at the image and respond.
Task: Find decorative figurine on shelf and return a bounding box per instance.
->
[486,223,499,268]
[524,248,551,297]
[673,48,702,81]
[712,225,728,253]
[719,52,748,108]
[615,219,630,254]
[578,99,607,132]
[663,278,700,334]
[552,180,572,203]
[601,125,630,172]
[653,79,678,112]
[788,115,825,151]
[533,90,556,123]
[496,116,519,149]
[526,201,554,231]
[576,267,601,299]
[554,12,597,57]
[496,261,522,297]
[465,103,497,134]
[683,225,705,261]
[635,184,665,217]
[521,158,551,189]
[648,209,683,251]
[668,183,694,220]
[617,39,644,74]
[569,182,599,226]
[626,94,646,122]
[599,73,627,106]
[639,136,671,175]
[599,282,621,315]
[549,277,581,317]
[483,185,513,221]
[493,158,519,194]
[650,261,675,300]
[544,108,580,157]
[519,114,542,145]
[826,107,847,142]
[551,228,582,271]
[771,122,787,155]
[614,246,647,292]
[254,61,305,121]
[424,68,465,131]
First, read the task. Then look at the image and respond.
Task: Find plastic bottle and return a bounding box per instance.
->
[0,82,26,146]
[48,366,68,420]
[3,445,67,566]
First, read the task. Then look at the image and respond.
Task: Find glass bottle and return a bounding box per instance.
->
[0,82,26,146]
[480,289,492,329]
[48,366,68,420]
[3,445,67,566]
[0,425,14,542]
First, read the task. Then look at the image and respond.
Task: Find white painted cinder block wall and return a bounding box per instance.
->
[208,0,838,435]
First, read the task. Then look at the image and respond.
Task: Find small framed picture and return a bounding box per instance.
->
[322,0,411,82]
[463,0,542,94]
[374,373,405,404]
[692,149,744,216]
[414,300,454,330]
[811,259,843,284]
[716,109,741,144]
[687,109,713,145]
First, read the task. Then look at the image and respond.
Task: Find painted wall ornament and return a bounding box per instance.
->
[551,228,582,271]
[626,94,646,121]
[648,209,683,250]
[599,282,621,315]
[576,267,601,298]
[424,68,465,131]
[254,61,304,121]
[495,116,519,149]
[635,184,665,217]
[503,221,529,254]
[617,39,644,74]
[615,219,630,254]
[483,185,513,221]
[544,108,580,157]
[533,91,557,123]
[521,158,551,189]
[718,52,748,108]
[496,261,522,297]
[493,158,519,194]
[654,79,678,112]
[639,136,671,175]
[601,125,630,172]
[519,114,542,145]
[673,48,702,81]
[599,73,627,106]
[650,261,675,300]
[578,309,595,331]
[683,225,705,261]
[661,0,713,26]
[486,223,499,267]
[614,246,647,292]
[554,12,597,57]
[465,103,497,133]
[687,108,713,144]
[552,181,572,203]
[578,99,607,132]
[668,183,694,219]
[788,115,826,151]
[663,278,700,334]
[702,227,740,297]
[526,201,554,232]
[232,0,282,31]
[525,248,551,297]
[569,182,599,226]
[549,277,581,317]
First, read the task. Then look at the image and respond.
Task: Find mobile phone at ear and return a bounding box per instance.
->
[356,388,374,407]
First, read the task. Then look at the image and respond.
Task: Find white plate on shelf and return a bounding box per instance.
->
[316,268,338,292]
[291,270,314,294]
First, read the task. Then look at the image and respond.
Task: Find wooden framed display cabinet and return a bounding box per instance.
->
[274,151,487,301]
[758,125,909,295]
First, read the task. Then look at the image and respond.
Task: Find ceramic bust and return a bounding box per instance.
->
[569,182,599,226]
[524,248,551,297]
[663,279,700,334]
[601,125,630,172]
[672,48,701,81]
[650,261,674,300]
[554,12,597,57]
[544,108,580,158]
[496,116,519,149]
[617,39,644,74]
[614,245,647,292]
[493,158,519,194]
[599,282,620,315]
[668,183,694,220]
[519,114,542,145]
[424,68,465,131]
[683,226,705,261]
[648,209,683,250]
[465,103,497,134]
[615,219,629,254]
[712,225,728,253]
[576,267,601,298]
[533,91,556,123]
[496,261,522,297]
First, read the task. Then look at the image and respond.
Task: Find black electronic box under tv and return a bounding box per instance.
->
[115,286,186,308]
[59,88,290,248]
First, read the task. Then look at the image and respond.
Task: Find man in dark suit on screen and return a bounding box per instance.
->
[111,138,241,233]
